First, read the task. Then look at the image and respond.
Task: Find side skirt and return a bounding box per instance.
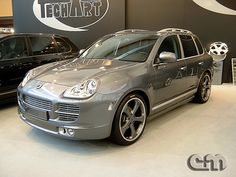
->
[148,89,197,120]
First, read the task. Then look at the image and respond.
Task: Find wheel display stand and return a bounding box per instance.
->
[232,58,236,85]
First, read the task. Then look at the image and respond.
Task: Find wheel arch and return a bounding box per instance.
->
[110,89,150,144]
[111,89,151,127]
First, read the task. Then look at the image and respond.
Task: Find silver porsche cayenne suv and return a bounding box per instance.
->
[18,28,213,145]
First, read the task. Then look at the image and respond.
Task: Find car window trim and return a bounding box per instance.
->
[178,34,205,60]
[53,36,72,53]
[152,34,182,66]
[193,36,204,55]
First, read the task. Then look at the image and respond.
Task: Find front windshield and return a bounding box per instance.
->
[80,33,157,62]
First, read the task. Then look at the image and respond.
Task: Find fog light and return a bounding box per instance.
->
[59,127,66,135]
[67,128,75,136]
[58,127,75,137]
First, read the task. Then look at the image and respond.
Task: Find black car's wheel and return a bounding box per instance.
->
[111,94,147,146]
[194,72,212,103]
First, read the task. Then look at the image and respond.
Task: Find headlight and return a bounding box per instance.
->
[21,70,34,87]
[64,79,98,99]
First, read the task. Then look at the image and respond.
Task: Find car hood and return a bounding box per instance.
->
[34,58,140,86]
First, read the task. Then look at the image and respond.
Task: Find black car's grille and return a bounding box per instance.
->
[56,103,80,122]
[24,95,53,111]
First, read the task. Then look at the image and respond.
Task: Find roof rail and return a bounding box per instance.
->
[159,28,193,34]
[116,29,150,34]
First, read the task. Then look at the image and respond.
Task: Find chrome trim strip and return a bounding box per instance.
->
[0,89,16,96]
[152,89,197,111]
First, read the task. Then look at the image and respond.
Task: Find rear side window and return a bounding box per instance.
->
[180,35,198,58]
[194,37,204,54]
[0,37,28,59]
[30,37,57,55]
[55,37,71,53]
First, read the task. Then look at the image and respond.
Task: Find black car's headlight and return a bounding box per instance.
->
[64,79,98,99]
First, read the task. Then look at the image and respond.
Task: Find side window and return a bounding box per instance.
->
[0,37,27,60]
[30,37,57,55]
[194,37,204,54]
[55,37,71,53]
[179,35,198,57]
[157,35,181,60]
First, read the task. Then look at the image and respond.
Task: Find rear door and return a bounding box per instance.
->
[28,36,63,68]
[179,35,204,90]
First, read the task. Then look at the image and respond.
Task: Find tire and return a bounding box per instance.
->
[194,72,212,103]
[111,94,147,146]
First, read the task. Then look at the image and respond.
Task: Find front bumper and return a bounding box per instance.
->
[17,81,118,140]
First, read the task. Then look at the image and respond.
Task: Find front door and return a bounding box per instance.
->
[151,35,188,110]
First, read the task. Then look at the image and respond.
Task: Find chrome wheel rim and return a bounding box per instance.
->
[119,97,146,142]
[201,75,211,101]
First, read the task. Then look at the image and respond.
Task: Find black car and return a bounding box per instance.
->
[0,33,79,102]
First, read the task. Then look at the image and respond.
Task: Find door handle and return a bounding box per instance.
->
[180,66,187,71]
[198,62,204,66]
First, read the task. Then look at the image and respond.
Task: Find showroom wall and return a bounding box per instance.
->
[12,0,236,83]
[13,0,125,48]
[126,0,236,83]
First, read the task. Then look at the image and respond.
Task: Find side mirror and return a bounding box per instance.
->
[159,51,176,63]
[79,49,85,55]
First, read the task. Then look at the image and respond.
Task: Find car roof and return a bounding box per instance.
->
[115,28,195,36]
[0,33,68,40]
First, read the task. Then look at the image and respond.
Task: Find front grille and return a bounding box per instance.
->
[56,103,80,122]
[58,103,80,114]
[24,95,53,111]
[22,95,80,122]
[57,113,79,122]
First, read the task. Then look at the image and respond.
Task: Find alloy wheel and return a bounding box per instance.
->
[119,97,147,142]
[201,74,211,102]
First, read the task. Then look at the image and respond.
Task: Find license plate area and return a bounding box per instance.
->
[26,107,48,121]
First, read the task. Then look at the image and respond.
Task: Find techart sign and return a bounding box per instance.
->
[33,0,109,31]
[193,0,236,15]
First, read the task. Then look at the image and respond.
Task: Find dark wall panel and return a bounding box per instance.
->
[126,0,236,83]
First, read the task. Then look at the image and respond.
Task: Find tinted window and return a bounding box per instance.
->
[81,34,157,62]
[180,35,198,57]
[157,35,181,59]
[194,37,204,54]
[55,37,70,53]
[0,37,27,59]
[30,37,57,55]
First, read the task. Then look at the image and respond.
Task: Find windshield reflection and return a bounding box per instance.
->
[80,34,157,62]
